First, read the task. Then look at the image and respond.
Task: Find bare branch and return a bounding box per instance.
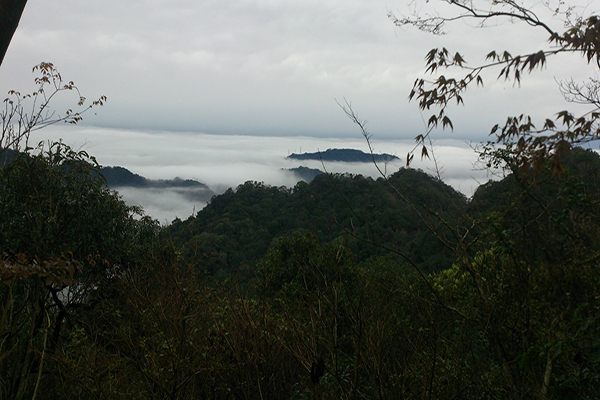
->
[0,62,106,155]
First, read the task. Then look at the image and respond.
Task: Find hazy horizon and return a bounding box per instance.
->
[29,125,492,223]
[3,1,595,223]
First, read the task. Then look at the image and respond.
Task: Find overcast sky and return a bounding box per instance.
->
[1,0,597,141]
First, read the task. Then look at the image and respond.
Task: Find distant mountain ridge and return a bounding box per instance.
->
[100,166,211,189]
[100,166,216,204]
[1,149,212,191]
[287,148,399,163]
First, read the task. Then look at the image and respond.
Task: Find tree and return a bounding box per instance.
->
[0,0,28,67]
[0,65,127,399]
[0,142,162,399]
[390,0,600,171]
[1,62,106,157]
[378,2,600,397]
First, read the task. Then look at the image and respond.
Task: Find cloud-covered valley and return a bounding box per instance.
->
[32,126,490,223]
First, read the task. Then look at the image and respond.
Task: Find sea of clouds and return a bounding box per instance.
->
[31,126,492,224]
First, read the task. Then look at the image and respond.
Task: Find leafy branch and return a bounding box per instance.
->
[1,62,106,154]
[391,1,600,170]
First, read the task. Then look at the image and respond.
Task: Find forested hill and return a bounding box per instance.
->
[4,142,600,398]
[100,165,212,190]
[1,150,214,192]
[166,167,466,278]
[287,148,400,163]
[167,147,600,280]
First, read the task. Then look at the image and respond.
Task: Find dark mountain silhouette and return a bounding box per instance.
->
[100,166,216,203]
[100,166,211,190]
[287,148,399,163]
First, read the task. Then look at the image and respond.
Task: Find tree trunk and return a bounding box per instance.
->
[0,0,28,67]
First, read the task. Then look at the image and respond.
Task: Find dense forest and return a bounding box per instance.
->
[2,1,600,398]
[168,167,463,278]
[1,140,599,399]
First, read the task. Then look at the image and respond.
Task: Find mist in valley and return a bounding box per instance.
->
[32,126,490,223]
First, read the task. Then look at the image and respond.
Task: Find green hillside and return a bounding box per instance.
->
[3,143,600,398]
[167,167,466,278]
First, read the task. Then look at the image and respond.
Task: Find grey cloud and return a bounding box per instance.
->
[0,1,595,163]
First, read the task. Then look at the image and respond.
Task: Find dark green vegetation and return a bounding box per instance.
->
[287,148,399,163]
[168,168,463,279]
[2,138,600,399]
[3,2,600,398]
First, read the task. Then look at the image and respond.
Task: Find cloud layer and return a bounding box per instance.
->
[1,1,596,140]
[4,1,598,222]
[31,125,490,223]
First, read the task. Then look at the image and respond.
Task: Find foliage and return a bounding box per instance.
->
[167,168,465,278]
[0,143,159,399]
[1,62,106,155]
[391,1,600,170]
[2,142,598,399]
[0,142,154,273]
[3,4,600,398]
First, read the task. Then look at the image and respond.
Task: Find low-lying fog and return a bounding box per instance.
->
[32,126,492,224]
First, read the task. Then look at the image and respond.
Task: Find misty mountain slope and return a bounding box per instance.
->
[282,166,324,182]
[166,168,467,278]
[100,166,213,190]
[100,166,216,219]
